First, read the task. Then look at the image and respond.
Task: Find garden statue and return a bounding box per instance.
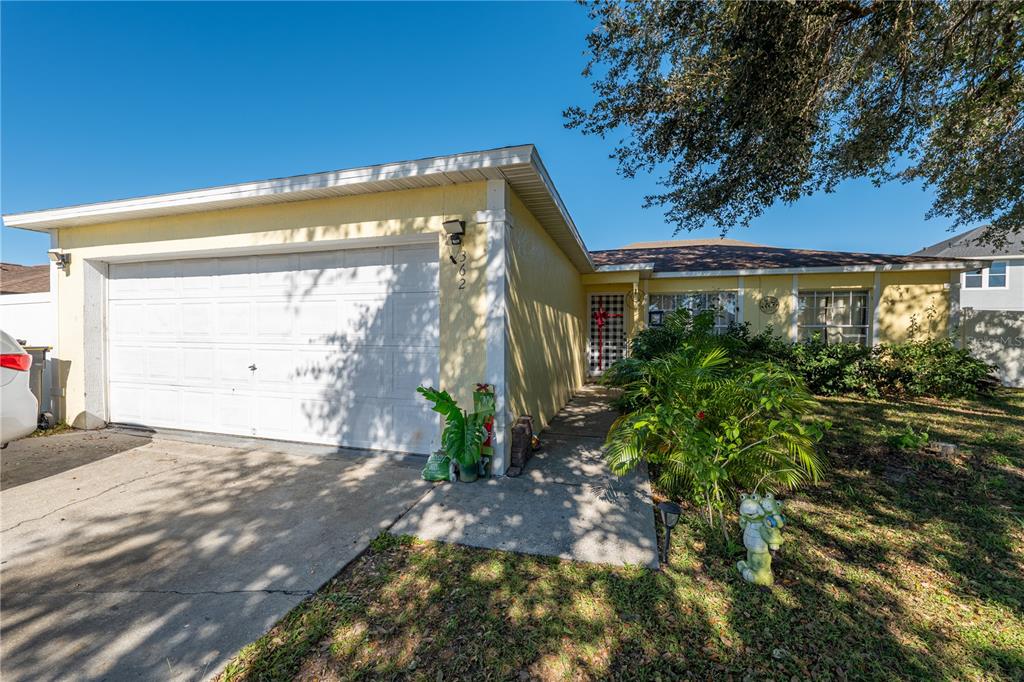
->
[737,493,786,586]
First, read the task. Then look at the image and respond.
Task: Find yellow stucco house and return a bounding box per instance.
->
[2,145,975,475]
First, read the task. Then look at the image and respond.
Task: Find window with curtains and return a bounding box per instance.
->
[797,290,870,346]
[648,292,738,333]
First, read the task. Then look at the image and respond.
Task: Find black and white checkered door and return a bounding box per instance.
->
[589,294,626,374]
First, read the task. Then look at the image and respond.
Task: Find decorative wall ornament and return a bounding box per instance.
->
[759,295,780,314]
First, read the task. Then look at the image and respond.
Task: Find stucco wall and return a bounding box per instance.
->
[53,183,489,428]
[959,257,1024,312]
[506,190,586,431]
[628,270,954,344]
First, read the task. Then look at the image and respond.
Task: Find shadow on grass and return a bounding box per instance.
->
[222,391,1024,682]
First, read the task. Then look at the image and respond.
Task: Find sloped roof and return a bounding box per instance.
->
[0,263,49,294]
[913,226,1024,258]
[590,242,960,274]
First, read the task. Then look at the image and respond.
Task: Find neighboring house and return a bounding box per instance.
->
[914,227,1024,386]
[1,145,977,473]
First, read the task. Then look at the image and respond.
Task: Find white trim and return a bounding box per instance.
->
[736,276,745,325]
[871,271,882,346]
[790,275,799,342]
[484,179,511,476]
[80,258,108,429]
[95,233,437,264]
[650,261,981,278]
[595,262,655,273]
[4,147,533,229]
[948,270,962,344]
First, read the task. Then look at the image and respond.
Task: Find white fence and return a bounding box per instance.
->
[0,291,59,420]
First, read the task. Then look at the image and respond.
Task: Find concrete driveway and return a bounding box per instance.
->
[0,430,431,681]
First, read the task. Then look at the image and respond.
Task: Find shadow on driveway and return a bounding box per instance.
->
[0,432,431,681]
[1,430,152,491]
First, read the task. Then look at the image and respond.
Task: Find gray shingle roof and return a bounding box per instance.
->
[912,226,1024,258]
[590,242,951,273]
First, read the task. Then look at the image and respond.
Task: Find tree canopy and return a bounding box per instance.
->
[565,1,1024,247]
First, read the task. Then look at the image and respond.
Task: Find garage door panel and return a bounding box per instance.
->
[109,302,146,338]
[217,257,254,292]
[393,244,440,292]
[146,346,181,382]
[392,350,439,399]
[144,262,182,296]
[108,245,439,453]
[256,394,298,439]
[294,300,339,340]
[216,302,252,337]
[182,303,214,338]
[216,392,254,435]
[338,297,389,342]
[109,385,146,423]
[109,345,147,381]
[215,348,254,386]
[146,387,182,427]
[254,300,295,339]
[181,390,217,430]
[146,303,180,339]
[182,347,216,386]
[392,293,439,345]
[394,401,439,453]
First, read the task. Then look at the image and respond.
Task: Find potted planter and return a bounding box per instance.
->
[417,385,495,484]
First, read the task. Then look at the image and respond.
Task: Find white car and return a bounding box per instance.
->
[1,330,38,447]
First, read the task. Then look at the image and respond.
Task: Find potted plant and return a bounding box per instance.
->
[417,386,495,482]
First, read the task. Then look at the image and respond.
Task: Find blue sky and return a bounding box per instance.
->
[2,1,960,265]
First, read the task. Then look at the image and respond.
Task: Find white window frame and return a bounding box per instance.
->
[797,289,870,346]
[648,291,738,334]
[962,260,1009,289]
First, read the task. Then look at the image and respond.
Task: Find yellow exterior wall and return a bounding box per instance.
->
[878,271,950,343]
[632,270,953,344]
[54,183,488,427]
[506,190,586,431]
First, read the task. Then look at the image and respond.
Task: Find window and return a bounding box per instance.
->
[649,292,738,333]
[964,269,983,288]
[988,261,1008,288]
[798,290,870,346]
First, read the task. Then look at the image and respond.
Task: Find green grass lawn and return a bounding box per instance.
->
[221,390,1024,681]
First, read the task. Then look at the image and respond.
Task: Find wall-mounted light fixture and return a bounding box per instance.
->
[47,249,70,272]
[442,219,466,246]
[648,308,665,327]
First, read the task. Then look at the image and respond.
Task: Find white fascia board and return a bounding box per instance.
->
[595,262,655,273]
[649,261,983,278]
[2,146,536,231]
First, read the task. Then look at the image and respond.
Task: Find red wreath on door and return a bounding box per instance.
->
[592,296,623,371]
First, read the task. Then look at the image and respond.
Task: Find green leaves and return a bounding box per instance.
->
[568,0,1023,246]
[417,386,495,470]
[603,344,828,523]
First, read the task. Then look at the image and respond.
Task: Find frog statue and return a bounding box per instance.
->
[736,493,786,586]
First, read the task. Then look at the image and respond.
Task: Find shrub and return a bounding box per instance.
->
[604,344,828,534]
[881,423,930,451]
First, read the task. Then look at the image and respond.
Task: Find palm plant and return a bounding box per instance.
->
[605,345,827,539]
[417,386,495,482]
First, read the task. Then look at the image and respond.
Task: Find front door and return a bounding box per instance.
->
[588,293,626,375]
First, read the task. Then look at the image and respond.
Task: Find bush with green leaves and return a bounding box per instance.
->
[618,315,996,399]
[605,344,828,536]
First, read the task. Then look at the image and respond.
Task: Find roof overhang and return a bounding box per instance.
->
[645,261,983,278]
[2,144,596,273]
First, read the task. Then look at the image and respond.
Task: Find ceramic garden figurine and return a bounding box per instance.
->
[737,493,786,586]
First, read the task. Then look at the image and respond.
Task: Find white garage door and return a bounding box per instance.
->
[107,244,440,454]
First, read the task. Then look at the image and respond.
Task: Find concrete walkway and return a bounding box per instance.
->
[392,385,660,568]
